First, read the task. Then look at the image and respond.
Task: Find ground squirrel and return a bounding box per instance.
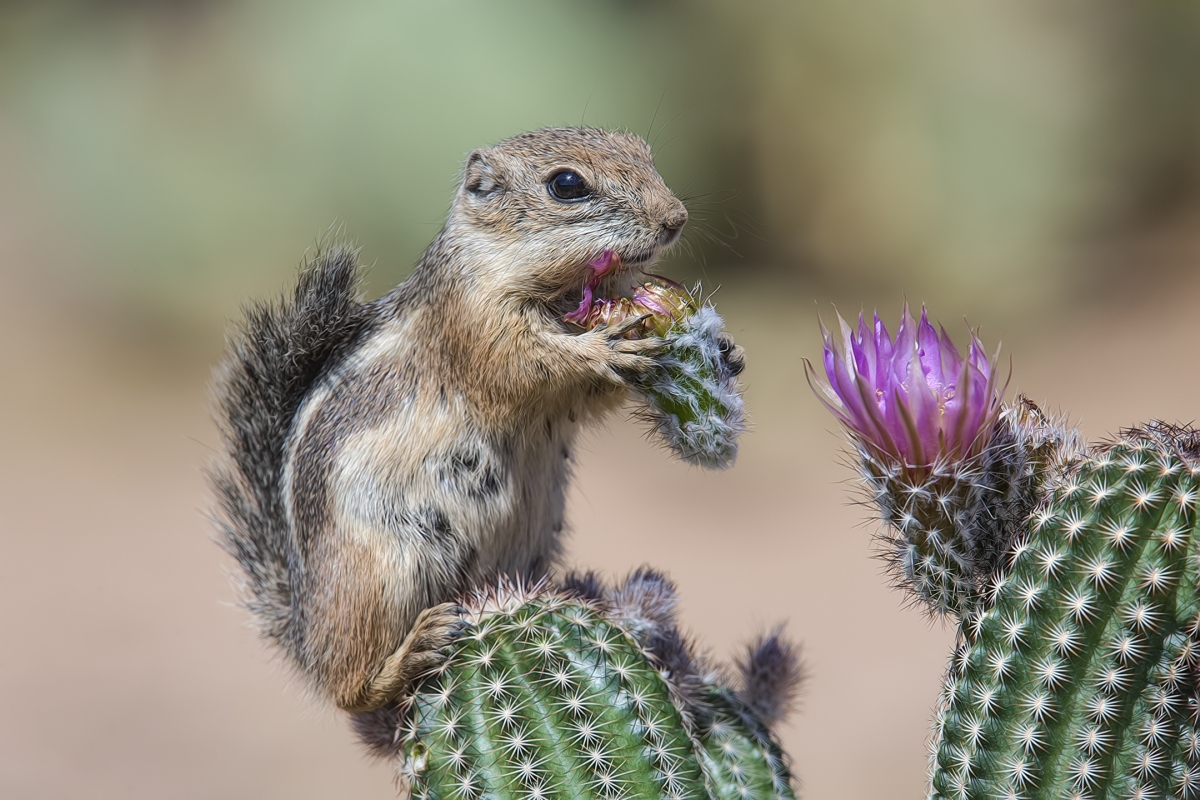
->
[211,127,714,714]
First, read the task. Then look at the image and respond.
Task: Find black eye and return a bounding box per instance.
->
[547,170,590,202]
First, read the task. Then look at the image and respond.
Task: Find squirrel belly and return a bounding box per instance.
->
[211,127,690,713]
[281,302,594,711]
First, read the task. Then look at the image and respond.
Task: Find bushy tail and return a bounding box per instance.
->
[209,246,371,660]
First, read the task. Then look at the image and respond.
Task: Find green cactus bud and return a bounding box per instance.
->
[366,577,798,800]
[633,304,746,471]
[564,261,746,471]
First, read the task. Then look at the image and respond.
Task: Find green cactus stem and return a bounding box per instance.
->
[352,573,800,800]
[929,422,1200,800]
[401,591,709,800]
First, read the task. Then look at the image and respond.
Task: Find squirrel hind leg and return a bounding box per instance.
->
[341,602,463,714]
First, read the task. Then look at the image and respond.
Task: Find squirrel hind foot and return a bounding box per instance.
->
[341,602,463,714]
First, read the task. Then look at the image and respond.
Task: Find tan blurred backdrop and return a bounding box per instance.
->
[2,2,1199,798]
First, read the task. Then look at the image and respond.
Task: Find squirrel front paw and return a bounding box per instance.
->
[590,314,666,380]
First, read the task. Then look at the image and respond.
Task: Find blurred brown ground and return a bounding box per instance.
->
[2,223,1198,799]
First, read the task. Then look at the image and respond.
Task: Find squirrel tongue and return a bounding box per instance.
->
[564,250,620,324]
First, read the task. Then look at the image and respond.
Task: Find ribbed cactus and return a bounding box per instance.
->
[932,423,1200,800]
[811,304,1200,799]
[695,685,797,800]
[352,573,800,800]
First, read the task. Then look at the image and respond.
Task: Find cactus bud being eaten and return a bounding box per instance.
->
[566,251,746,470]
[573,280,695,339]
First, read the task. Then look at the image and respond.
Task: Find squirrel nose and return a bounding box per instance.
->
[659,204,688,244]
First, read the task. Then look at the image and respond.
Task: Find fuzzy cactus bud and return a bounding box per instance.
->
[351,574,800,800]
[565,253,746,471]
[807,305,1005,616]
[578,281,696,339]
[633,302,746,470]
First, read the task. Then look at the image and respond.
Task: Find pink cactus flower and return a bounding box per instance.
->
[808,305,1003,468]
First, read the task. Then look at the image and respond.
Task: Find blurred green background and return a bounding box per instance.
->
[5,0,1199,327]
[2,2,1199,799]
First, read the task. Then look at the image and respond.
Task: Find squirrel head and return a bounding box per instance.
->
[445,127,687,312]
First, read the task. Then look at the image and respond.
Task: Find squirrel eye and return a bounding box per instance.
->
[547,170,590,202]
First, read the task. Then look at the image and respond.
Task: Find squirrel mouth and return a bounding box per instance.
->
[563,250,692,336]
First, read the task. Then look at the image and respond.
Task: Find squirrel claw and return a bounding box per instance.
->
[341,602,463,712]
[610,335,666,357]
[716,332,745,376]
[601,312,653,340]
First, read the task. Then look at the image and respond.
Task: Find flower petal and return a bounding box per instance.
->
[917,307,945,391]
[810,304,1002,470]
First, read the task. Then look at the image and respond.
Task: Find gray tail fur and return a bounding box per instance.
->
[209,246,372,661]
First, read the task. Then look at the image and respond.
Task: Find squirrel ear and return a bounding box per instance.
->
[463,150,503,198]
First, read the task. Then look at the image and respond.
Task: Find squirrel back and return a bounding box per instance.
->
[210,247,374,665]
